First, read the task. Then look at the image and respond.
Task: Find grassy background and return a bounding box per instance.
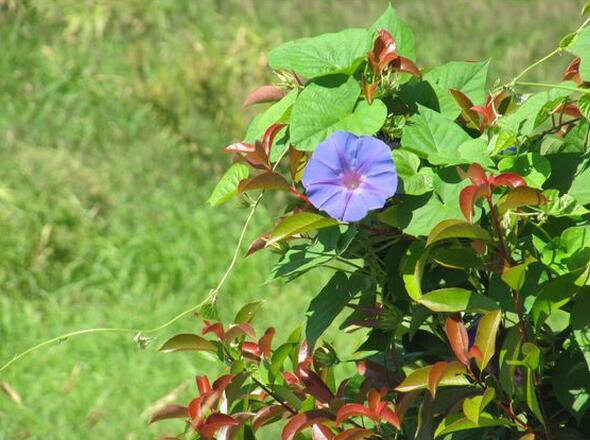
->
[0,0,583,438]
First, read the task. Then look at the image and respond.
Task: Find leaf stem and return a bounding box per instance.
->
[513,81,588,94]
[510,49,561,86]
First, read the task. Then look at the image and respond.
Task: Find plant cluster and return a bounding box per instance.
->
[153,4,590,439]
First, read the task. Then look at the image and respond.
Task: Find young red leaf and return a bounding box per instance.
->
[459,184,487,223]
[449,88,474,110]
[196,376,212,395]
[427,361,449,398]
[198,414,239,440]
[362,79,379,104]
[379,405,400,430]
[252,405,288,431]
[246,232,271,256]
[296,364,334,403]
[333,428,376,440]
[148,404,188,424]
[243,85,287,107]
[212,375,234,395]
[238,172,290,194]
[389,56,421,77]
[224,323,257,341]
[563,57,583,85]
[225,142,256,153]
[444,315,470,365]
[281,410,335,440]
[262,123,287,157]
[217,412,254,440]
[312,424,336,440]
[368,28,398,75]
[259,328,276,359]
[242,341,262,359]
[490,173,526,188]
[202,321,224,341]
[553,102,582,118]
[465,163,488,185]
[336,403,372,425]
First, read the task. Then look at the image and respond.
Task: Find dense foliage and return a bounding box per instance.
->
[154,5,590,439]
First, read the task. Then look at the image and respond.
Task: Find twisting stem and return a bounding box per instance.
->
[509,49,561,86]
[513,81,589,94]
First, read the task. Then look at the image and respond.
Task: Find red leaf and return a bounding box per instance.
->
[243,85,287,107]
[379,405,400,430]
[459,184,486,223]
[217,412,254,440]
[242,342,262,358]
[367,389,382,417]
[362,79,378,104]
[491,173,526,188]
[238,172,290,193]
[247,232,271,256]
[262,123,287,157]
[468,344,483,361]
[282,371,301,386]
[356,359,393,388]
[196,376,212,395]
[296,364,334,403]
[225,142,256,153]
[333,428,375,440]
[202,321,224,341]
[281,410,335,440]
[212,375,234,395]
[444,315,470,365]
[563,57,583,85]
[389,56,421,77]
[336,404,372,425]
[188,395,206,421]
[149,404,188,424]
[312,424,336,440]
[465,163,488,185]
[427,361,449,398]
[259,328,275,359]
[225,323,257,341]
[289,147,306,180]
[553,102,582,118]
[369,29,398,75]
[198,414,239,440]
[252,405,287,431]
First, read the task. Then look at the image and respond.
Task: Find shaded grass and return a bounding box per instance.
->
[0,0,583,438]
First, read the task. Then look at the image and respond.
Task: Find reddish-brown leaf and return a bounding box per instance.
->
[336,403,372,426]
[395,390,419,424]
[389,56,421,77]
[312,424,336,440]
[217,412,254,440]
[333,428,375,440]
[449,88,474,110]
[259,328,275,359]
[149,404,188,424]
[196,376,212,395]
[296,364,334,403]
[465,163,488,185]
[243,85,287,107]
[225,142,256,153]
[379,405,400,430]
[281,410,335,440]
[356,359,394,388]
[362,79,379,104]
[252,405,288,431]
[553,102,582,118]
[369,28,398,74]
[444,315,470,365]
[198,414,239,440]
[262,123,287,157]
[202,321,224,341]
[242,342,262,358]
[246,232,271,256]
[427,361,449,398]
[459,184,487,223]
[212,375,235,394]
[491,173,526,188]
[563,57,583,85]
[224,323,257,341]
[237,172,290,193]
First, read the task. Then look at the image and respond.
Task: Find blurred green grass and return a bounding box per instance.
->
[0,0,582,438]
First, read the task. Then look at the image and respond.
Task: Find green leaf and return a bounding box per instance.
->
[234,301,264,324]
[370,4,416,60]
[501,258,536,291]
[553,348,590,423]
[159,334,216,353]
[379,172,472,237]
[423,60,489,119]
[572,291,590,370]
[474,310,502,370]
[497,153,551,188]
[401,242,428,300]
[541,190,590,218]
[462,388,495,425]
[568,26,590,81]
[541,225,590,272]
[207,163,250,207]
[392,149,434,196]
[267,28,371,79]
[244,90,297,144]
[400,104,471,165]
[269,226,357,282]
[290,75,387,151]
[561,32,578,49]
[569,159,590,204]
[532,271,586,326]
[305,271,366,347]
[426,219,491,247]
[418,288,498,313]
[497,89,571,136]
[268,212,339,245]
[499,326,522,397]
[457,136,494,168]
[434,412,509,438]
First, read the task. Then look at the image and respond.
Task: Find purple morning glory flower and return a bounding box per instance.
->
[302,131,398,222]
